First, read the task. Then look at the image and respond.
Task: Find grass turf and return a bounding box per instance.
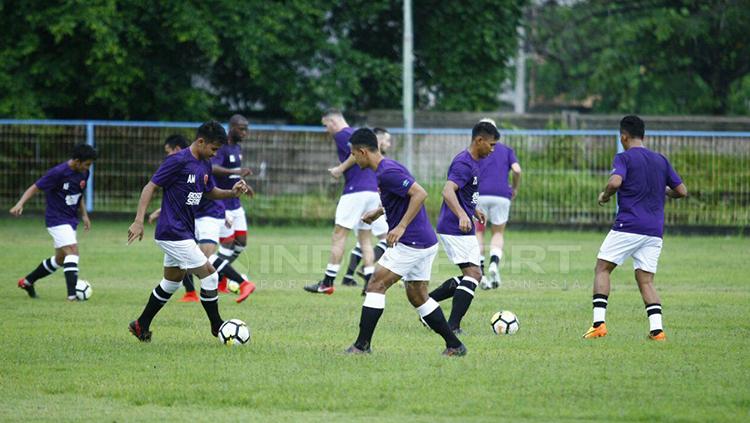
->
[1,217,748,422]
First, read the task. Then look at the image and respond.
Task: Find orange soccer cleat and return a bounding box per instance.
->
[582,323,608,339]
[648,331,667,341]
[217,276,230,294]
[178,291,199,303]
[235,281,256,304]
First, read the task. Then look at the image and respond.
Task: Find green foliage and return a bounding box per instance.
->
[0,1,525,122]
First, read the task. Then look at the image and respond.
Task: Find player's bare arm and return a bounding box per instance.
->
[79,196,91,231]
[666,183,688,199]
[206,180,251,200]
[212,164,252,177]
[361,206,385,224]
[511,162,522,200]
[128,181,158,244]
[598,175,623,206]
[388,182,428,246]
[9,184,40,216]
[329,154,356,179]
[148,208,161,224]
[442,180,471,233]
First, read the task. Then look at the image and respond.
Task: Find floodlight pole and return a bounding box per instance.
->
[403,0,414,171]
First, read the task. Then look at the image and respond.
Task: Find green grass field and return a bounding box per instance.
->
[1,217,748,422]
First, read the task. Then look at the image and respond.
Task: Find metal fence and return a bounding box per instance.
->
[1,120,748,230]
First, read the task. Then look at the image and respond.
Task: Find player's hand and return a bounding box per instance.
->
[511,188,518,200]
[238,167,253,177]
[232,180,253,197]
[82,215,91,231]
[9,204,23,216]
[148,210,160,224]
[475,209,486,226]
[597,192,610,206]
[458,213,472,233]
[127,221,144,245]
[328,166,344,180]
[361,208,382,225]
[386,225,406,247]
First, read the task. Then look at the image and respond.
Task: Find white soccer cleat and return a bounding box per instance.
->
[480,276,492,290]
[488,262,501,289]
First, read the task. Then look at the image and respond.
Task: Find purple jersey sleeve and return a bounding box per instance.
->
[665,158,683,189]
[447,160,473,187]
[151,154,182,187]
[334,128,353,163]
[380,169,414,198]
[35,167,62,191]
[611,154,627,180]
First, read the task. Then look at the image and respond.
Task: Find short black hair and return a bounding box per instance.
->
[472,121,500,140]
[164,134,189,150]
[71,143,97,161]
[349,128,379,152]
[373,127,389,135]
[196,120,227,145]
[620,115,645,139]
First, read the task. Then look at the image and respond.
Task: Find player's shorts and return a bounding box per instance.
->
[597,230,663,273]
[195,217,224,244]
[335,191,381,230]
[438,234,481,266]
[477,195,511,226]
[156,239,208,270]
[355,214,389,237]
[219,207,247,240]
[47,224,77,248]
[378,243,438,282]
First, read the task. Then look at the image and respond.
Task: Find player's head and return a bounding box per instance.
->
[620,115,645,144]
[321,108,348,135]
[228,114,249,144]
[194,120,227,159]
[164,134,189,156]
[471,120,500,158]
[349,128,380,169]
[70,143,97,172]
[373,127,392,154]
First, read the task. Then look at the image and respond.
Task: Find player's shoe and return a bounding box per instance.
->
[66,295,79,302]
[128,320,152,342]
[341,276,358,287]
[344,344,372,354]
[211,321,223,338]
[303,281,334,295]
[217,276,230,294]
[177,291,199,302]
[479,276,492,290]
[18,278,37,298]
[235,281,256,303]
[488,262,501,288]
[441,344,468,357]
[582,323,608,339]
[648,330,667,341]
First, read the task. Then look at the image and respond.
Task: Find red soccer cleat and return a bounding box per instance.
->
[178,291,199,303]
[236,281,256,304]
[218,276,230,294]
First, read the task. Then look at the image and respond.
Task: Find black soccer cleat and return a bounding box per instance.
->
[128,320,152,343]
[341,277,358,287]
[303,281,334,295]
[211,321,224,338]
[344,344,372,355]
[441,344,467,357]
[17,278,37,298]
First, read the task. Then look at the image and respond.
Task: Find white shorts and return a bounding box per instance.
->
[195,217,224,244]
[597,230,663,273]
[219,207,247,239]
[156,239,209,270]
[438,234,481,266]
[355,214,389,237]
[378,243,438,282]
[477,195,511,226]
[47,224,77,248]
[335,191,381,230]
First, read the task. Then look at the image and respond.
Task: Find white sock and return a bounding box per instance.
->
[646,304,663,332]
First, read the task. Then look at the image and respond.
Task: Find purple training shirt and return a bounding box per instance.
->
[334,127,378,195]
[195,175,226,220]
[610,147,683,238]
[35,161,90,229]
[436,150,480,236]
[211,143,243,210]
[478,144,517,198]
[375,158,437,249]
[151,148,215,241]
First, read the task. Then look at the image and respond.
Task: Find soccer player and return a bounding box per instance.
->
[126,121,251,342]
[583,115,687,341]
[304,109,377,294]
[474,118,522,289]
[213,114,254,292]
[11,143,97,301]
[428,121,499,334]
[344,128,466,357]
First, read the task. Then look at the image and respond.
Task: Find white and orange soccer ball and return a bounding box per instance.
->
[490,310,519,335]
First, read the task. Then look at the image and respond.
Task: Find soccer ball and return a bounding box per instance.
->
[75,279,92,301]
[490,310,519,335]
[227,280,240,294]
[218,319,251,346]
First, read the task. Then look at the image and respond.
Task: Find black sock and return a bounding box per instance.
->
[361,272,373,295]
[62,256,79,297]
[25,257,59,283]
[183,274,195,292]
[200,289,223,333]
[344,247,362,283]
[480,258,485,276]
[429,277,461,302]
[354,306,384,350]
[373,241,387,262]
[322,265,338,286]
[213,256,244,282]
[448,277,478,330]
[420,301,462,348]
[228,245,245,264]
[490,255,500,266]
[137,283,175,331]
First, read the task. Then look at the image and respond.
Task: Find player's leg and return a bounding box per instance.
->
[60,244,80,301]
[488,223,506,288]
[582,259,616,339]
[199,217,255,303]
[18,250,62,298]
[475,222,490,290]
[178,273,198,302]
[304,224,349,294]
[222,207,248,265]
[342,241,362,287]
[446,264,481,333]
[191,258,225,337]
[632,236,665,340]
[346,265,401,354]
[406,282,465,356]
[356,228,375,293]
[130,265,185,342]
